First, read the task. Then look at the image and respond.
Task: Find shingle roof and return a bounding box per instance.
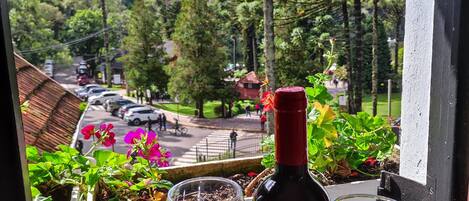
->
[15,53,82,152]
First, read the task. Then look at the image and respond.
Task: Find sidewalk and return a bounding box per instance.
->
[122,93,265,132]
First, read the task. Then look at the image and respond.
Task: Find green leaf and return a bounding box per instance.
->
[93,150,113,167]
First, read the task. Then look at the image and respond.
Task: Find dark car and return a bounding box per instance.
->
[118,104,144,118]
[105,99,134,116]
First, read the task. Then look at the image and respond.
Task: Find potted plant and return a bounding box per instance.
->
[83,127,173,200]
[244,72,398,197]
[27,145,91,201]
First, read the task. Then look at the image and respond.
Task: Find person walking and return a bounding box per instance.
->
[157,114,162,131]
[162,113,167,131]
[245,105,251,117]
[255,103,260,115]
[230,129,238,150]
[260,113,267,131]
[146,116,153,132]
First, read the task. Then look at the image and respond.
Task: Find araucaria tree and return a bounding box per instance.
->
[169,0,227,118]
[120,0,168,104]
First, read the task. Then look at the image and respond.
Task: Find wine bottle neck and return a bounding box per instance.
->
[275,109,308,166]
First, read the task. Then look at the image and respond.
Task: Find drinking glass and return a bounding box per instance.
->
[167,177,244,201]
[335,194,396,201]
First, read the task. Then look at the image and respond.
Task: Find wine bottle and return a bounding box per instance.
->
[253,86,330,201]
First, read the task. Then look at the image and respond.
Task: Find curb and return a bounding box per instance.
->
[70,102,90,148]
[124,95,266,133]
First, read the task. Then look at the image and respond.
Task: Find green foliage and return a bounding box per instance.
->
[362,16,393,92]
[9,0,68,65]
[168,0,227,115]
[79,102,88,114]
[64,9,103,58]
[120,0,168,95]
[305,74,333,104]
[233,69,248,79]
[26,145,91,197]
[88,150,172,199]
[261,73,397,176]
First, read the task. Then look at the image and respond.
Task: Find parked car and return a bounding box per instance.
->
[105,99,134,116]
[75,84,100,95]
[124,107,161,126]
[77,75,90,86]
[118,104,144,118]
[88,91,122,105]
[78,88,107,100]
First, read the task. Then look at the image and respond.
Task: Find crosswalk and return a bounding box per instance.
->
[89,105,105,111]
[172,130,263,166]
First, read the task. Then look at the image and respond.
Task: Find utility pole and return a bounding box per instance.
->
[101,0,112,88]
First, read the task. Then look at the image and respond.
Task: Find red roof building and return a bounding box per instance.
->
[235,71,261,100]
[15,53,82,152]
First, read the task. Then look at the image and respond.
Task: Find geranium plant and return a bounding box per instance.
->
[81,123,117,156]
[261,72,397,182]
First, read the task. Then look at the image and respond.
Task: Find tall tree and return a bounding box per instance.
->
[342,0,356,113]
[263,0,276,135]
[352,0,363,113]
[169,0,227,118]
[120,0,168,105]
[383,0,405,73]
[371,0,379,116]
[100,0,112,88]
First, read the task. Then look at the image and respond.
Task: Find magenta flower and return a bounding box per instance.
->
[124,128,171,167]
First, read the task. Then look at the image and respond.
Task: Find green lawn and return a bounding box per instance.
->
[153,101,222,119]
[100,84,124,91]
[362,93,401,118]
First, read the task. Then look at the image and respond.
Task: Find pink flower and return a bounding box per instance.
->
[100,123,114,132]
[124,128,145,144]
[81,125,95,140]
[102,132,116,147]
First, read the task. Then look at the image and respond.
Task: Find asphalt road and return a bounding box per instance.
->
[78,105,216,161]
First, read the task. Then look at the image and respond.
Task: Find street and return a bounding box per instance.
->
[78,105,217,160]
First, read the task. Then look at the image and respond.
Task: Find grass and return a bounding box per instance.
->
[362,93,401,118]
[100,84,124,91]
[153,101,222,119]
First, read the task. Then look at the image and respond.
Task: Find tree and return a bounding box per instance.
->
[65,9,103,68]
[120,0,168,105]
[263,0,276,135]
[100,0,112,88]
[382,0,405,73]
[236,1,262,72]
[371,0,379,116]
[9,0,71,65]
[352,0,364,113]
[342,0,356,114]
[169,0,227,118]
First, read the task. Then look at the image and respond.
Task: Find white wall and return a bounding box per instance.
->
[399,0,435,185]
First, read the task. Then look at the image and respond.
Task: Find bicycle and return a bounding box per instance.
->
[173,119,188,136]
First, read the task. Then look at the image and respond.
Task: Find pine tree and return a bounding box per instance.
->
[169,0,227,118]
[120,0,168,104]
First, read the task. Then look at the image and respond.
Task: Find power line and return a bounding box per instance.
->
[18,27,114,54]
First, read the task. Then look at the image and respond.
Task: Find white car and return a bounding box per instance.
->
[75,84,100,95]
[124,107,161,126]
[88,91,122,105]
[79,88,107,100]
